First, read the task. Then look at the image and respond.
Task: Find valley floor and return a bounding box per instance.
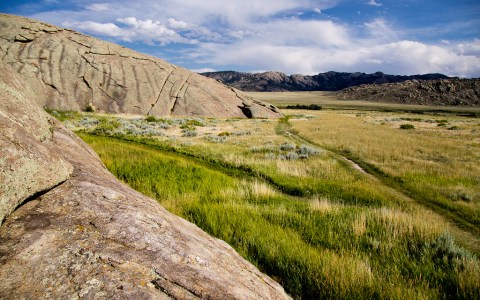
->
[51,105,480,299]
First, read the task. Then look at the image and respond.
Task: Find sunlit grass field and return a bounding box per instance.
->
[52,104,480,299]
[289,110,480,236]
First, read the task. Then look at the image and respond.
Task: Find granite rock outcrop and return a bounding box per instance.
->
[0,14,280,118]
[340,78,480,106]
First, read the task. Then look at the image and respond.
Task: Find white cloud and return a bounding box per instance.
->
[29,0,480,77]
[456,39,480,57]
[167,18,189,30]
[86,3,109,12]
[65,21,124,37]
[66,17,191,45]
[367,0,382,7]
[192,37,480,77]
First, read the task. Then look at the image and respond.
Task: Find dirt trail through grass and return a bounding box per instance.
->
[276,116,480,255]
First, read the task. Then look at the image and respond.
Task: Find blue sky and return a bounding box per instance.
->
[1,0,479,77]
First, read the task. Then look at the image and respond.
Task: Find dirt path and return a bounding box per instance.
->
[277,120,480,256]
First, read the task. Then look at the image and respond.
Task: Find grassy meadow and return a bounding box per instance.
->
[50,99,480,299]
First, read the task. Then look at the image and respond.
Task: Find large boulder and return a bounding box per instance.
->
[0,14,280,118]
[0,63,290,299]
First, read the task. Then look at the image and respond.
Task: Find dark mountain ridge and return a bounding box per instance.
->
[201,70,451,92]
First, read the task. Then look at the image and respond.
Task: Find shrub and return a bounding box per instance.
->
[400,124,415,130]
[232,130,251,136]
[185,119,206,127]
[205,135,226,143]
[298,145,320,156]
[145,116,159,122]
[182,129,198,137]
[448,126,461,131]
[90,118,121,135]
[285,151,299,160]
[285,104,322,110]
[280,142,296,151]
[180,124,194,130]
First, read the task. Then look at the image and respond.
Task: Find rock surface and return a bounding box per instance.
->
[202,70,449,92]
[0,14,280,118]
[0,65,73,225]
[339,79,480,106]
[0,63,291,299]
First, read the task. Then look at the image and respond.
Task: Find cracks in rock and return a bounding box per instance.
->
[59,42,66,90]
[67,36,91,49]
[79,54,125,88]
[41,75,59,92]
[14,34,35,43]
[146,68,175,115]
[80,54,101,72]
[154,62,168,71]
[151,269,202,300]
[170,74,191,114]
[1,180,68,226]
[81,75,92,89]
[99,86,120,106]
[2,43,15,61]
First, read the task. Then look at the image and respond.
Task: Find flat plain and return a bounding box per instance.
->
[248,91,480,114]
[50,93,480,299]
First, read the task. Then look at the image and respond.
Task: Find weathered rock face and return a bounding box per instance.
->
[0,65,73,225]
[0,63,291,299]
[0,14,280,118]
[339,79,480,106]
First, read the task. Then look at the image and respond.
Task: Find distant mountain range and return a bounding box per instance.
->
[201,70,451,92]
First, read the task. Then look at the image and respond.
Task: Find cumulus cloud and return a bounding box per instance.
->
[167,18,189,30]
[191,36,480,77]
[367,0,382,7]
[116,17,184,44]
[65,21,124,37]
[27,0,480,77]
[65,17,191,45]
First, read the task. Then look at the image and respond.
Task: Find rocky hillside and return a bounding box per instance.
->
[0,14,279,118]
[202,70,449,92]
[339,78,480,106]
[0,62,290,298]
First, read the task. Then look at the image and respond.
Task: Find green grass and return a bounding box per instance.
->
[78,132,480,299]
